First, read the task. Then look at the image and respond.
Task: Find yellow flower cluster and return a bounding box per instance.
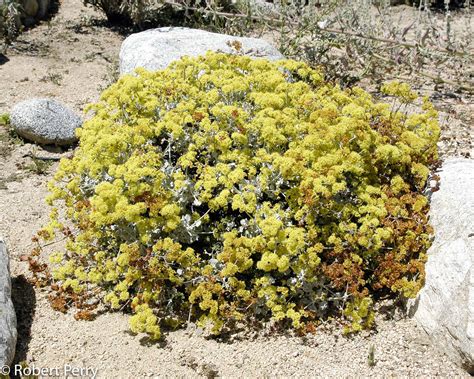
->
[41,52,439,339]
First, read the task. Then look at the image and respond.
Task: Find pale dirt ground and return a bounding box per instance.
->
[0,0,473,377]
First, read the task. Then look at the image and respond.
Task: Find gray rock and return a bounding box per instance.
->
[10,98,82,146]
[411,158,474,374]
[0,238,16,367]
[119,27,284,75]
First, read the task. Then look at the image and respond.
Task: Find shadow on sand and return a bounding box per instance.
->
[11,275,36,366]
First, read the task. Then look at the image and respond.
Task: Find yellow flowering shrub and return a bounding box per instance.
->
[36,52,439,338]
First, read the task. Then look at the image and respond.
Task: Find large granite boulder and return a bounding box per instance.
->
[119,27,284,75]
[412,158,474,373]
[10,98,82,146]
[0,238,16,367]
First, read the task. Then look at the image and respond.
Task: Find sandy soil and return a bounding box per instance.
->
[0,0,472,377]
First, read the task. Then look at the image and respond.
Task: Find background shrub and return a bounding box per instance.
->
[82,0,234,27]
[80,0,473,92]
[82,0,158,25]
[398,0,467,8]
[0,0,22,45]
[36,52,439,338]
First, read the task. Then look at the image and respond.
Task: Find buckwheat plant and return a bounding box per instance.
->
[35,52,439,339]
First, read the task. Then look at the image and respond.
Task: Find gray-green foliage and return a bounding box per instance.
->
[83,0,234,27]
[83,0,158,25]
[227,0,473,91]
[0,0,22,44]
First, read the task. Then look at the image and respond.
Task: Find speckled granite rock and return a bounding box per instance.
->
[10,98,82,146]
[119,27,284,74]
[412,158,474,374]
[0,238,16,367]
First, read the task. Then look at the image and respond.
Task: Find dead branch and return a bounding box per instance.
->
[164,0,474,58]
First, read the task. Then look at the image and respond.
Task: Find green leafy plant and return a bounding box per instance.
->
[25,156,54,175]
[0,113,10,125]
[368,344,376,367]
[0,112,24,147]
[31,52,440,339]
